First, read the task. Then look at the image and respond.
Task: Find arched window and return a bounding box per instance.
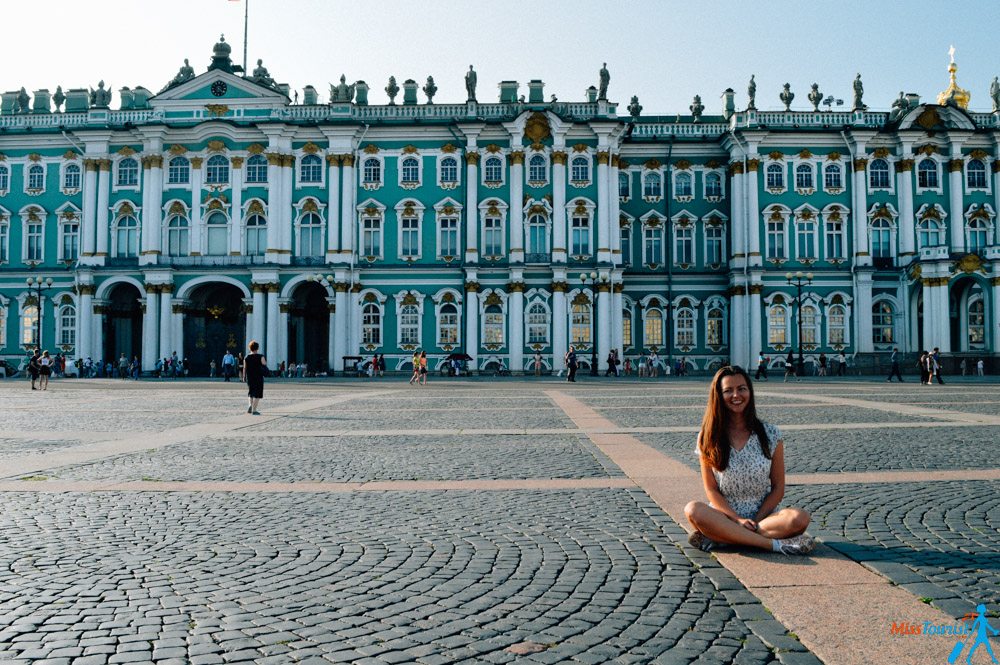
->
[571,302,591,345]
[675,308,695,347]
[620,226,632,265]
[115,216,139,257]
[969,299,985,347]
[766,163,784,189]
[828,304,847,345]
[399,304,420,346]
[967,218,989,253]
[206,155,230,185]
[484,304,504,344]
[166,215,189,256]
[967,159,987,189]
[570,156,589,182]
[527,213,547,256]
[870,218,892,258]
[706,307,724,346]
[0,165,9,190]
[245,214,267,256]
[643,308,663,347]
[117,158,139,187]
[917,219,942,248]
[643,172,662,198]
[363,158,381,185]
[362,303,381,345]
[484,157,503,183]
[206,212,229,256]
[362,215,381,256]
[795,164,813,190]
[168,157,190,185]
[58,305,76,347]
[438,303,459,345]
[401,157,420,184]
[21,305,38,346]
[768,305,787,345]
[917,159,938,189]
[705,172,723,198]
[800,304,818,345]
[440,157,458,184]
[675,172,692,197]
[28,165,45,190]
[528,155,546,182]
[299,154,322,184]
[527,303,549,345]
[245,154,268,184]
[618,171,630,198]
[868,159,890,189]
[0,218,8,262]
[824,164,842,190]
[438,217,458,258]
[873,302,894,345]
[64,164,81,190]
[298,212,322,257]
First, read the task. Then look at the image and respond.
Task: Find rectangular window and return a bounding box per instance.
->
[26,222,43,262]
[706,226,723,264]
[644,313,663,347]
[825,221,844,259]
[797,222,816,259]
[439,309,459,345]
[439,218,458,257]
[644,228,663,265]
[620,228,631,265]
[674,227,693,265]
[824,166,842,189]
[0,224,8,262]
[484,311,505,344]
[401,217,420,258]
[829,310,846,345]
[571,306,591,344]
[362,217,381,256]
[622,314,632,347]
[768,307,786,345]
[62,223,79,261]
[399,308,420,346]
[484,217,503,256]
[767,221,785,259]
[571,216,590,255]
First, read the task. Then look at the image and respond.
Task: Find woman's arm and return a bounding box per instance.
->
[700,459,742,522]
[754,441,786,521]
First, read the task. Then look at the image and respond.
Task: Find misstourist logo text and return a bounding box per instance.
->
[890,603,999,664]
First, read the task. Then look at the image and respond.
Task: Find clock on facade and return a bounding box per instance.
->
[211,81,228,97]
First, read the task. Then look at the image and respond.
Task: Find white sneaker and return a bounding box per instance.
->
[777,534,816,555]
[688,531,717,552]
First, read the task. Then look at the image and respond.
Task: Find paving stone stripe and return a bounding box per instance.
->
[756,389,1000,425]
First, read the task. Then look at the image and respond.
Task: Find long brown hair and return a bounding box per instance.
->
[698,365,770,472]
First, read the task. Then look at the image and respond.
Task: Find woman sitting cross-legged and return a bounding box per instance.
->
[685,365,815,555]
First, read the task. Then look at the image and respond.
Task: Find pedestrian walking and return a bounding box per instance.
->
[533,351,543,376]
[918,351,928,384]
[565,346,578,382]
[817,353,827,377]
[409,351,420,385]
[836,352,847,377]
[977,358,985,377]
[932,347,945,385]
[419,351,428,385]
[649,350,660,378]
[370,353,379,379]
[130,356,140,380]
[960,358,967,376]
[638,353,647,378]
[28,348,40,390]
[754,352,769,381]
[38,350,52,390]
[783,350,796,383]
[242,340,266,415]
[378,354,386,378]
[886,347,903,382]
[209,359,217,378]
[623,358,632,375]
[222,350,235,382]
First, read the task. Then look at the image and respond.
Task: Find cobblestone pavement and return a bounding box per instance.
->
[1,377,999,664]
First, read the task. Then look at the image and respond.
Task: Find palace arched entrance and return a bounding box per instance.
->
[103,283,143,363]
[287,281,330,372]
[183,283,246,375]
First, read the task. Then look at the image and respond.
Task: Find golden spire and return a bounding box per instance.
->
[937,45,970,109]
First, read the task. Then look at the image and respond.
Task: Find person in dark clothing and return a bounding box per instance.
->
[886,347,903,382]
[28,349,41,390]
[565,346,578,382]
[932,347,945,385]
[242,340,267,415]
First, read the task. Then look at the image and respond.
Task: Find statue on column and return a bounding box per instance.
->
[852,73,865,111]
[89,80,112,108]
[330,75,355,103]
[385,76,399,105]
[53,86,65,112]
[807,83,822,112]
[598,62,610,100]
[779,83,794,111]
[689,95,704,122]
[423,76,437,104]
[991,76,1000,113]
[627,95,642,119]
[251,59,275,88]
[16,87,30,113]
[465,65,477,102]
[747,75,757,110]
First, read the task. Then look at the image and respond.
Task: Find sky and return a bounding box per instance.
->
[3,0,999,115]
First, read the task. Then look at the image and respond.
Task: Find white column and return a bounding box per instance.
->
[597,285,611,372]
[159,286,173,359]
[991,274,1000,356]
[95,161,111,261]
[730,164,746,262]
[350,288,362,355]
[189,158,204,254]
[935,281,952,353]
[173,305,184,363]
[610,156,621,261]
[280,156,294,262]
[611,284,623,356]
[855,272,874,353]
[922,281,935,352]
[508,286,524,373]
[327,299,337,373]
[265,153,282,260]
[142,289,159,371]
[277,303,289,369]
[252,286,266,345]
[746,159,761,264]
[596,151,611,264]
[898,159,916,257]
[326,155,341,261]
[552,152,567,263]
[994,160,1000,243]
[465,153,479,263]
[78,289,93,360]
[748,285,763,366]
[148,157,163,257]
[81,160,98,258]
[229,158,244,255]
[853,159,871,265]
[92,305,105,362]
[266,288,279,361]
[333,286,348,373]
[340,155,355,261]
[140,159,154,257]
[552,285,567,372]
[509,151,524,263]
[465,287,479,371]
[729,287,747,368]
[948,158,965,253]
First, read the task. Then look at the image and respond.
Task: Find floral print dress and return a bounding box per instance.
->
[698,422,782,520]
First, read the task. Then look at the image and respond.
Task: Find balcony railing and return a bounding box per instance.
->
[167,255,269,267]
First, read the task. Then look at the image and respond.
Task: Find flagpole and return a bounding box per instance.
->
[243,0,249,74]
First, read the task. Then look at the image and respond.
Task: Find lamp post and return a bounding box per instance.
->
[579,271,608,376]
[25,276,54,351]
[785,271,813,377]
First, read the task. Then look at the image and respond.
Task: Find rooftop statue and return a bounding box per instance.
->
[90,80,112,108]
[16,87,30,114]
[465,65,477,103]
[423,76,437,104]
[779,83,794,111]
[598,62,610,100]
[889,91,907,121]
[175,59,196,84]
[251,59,275,88]
[807,83,822,112]
[852,73,865,111]
[330,75,355,103]
[385,76,399,105]
[747,75,756,111]
[689,94,704,122]
[53,86,65,112]
[627,95,642,119]
[991,76,999,113]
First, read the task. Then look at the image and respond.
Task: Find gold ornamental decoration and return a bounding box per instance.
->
[954,253,986,274]
[484,292,503,306]
[363,144,380,154]
[827,152,841,162]
[401,145,418,154]
[551,151,567,165]
[28,153,42,162]
[302,199,319,213]
[206,305,225,319]
[247,144,266,155]
[768,151,783,161]
[247,200,265,215]
[872,147,890,159]
[675,159,692,170]
[205,105,229,117]
[644,158,661,171]
[230,156,243,168]
[524,112,551,144]
[897,159,914,172]
[117,146,136,156]
[485,144,502,154]
[572,143,588,153]
[63,150,78,160]
[117,202,135,216]
[402,293,418,305]
[969,149,989,160]
[168,202,186,216]
[798,149,812,159]
[916,144,937,156]
[441,143,458,153]
[189,157,204,169]
[301,142,320,155]
[169,144,188,155]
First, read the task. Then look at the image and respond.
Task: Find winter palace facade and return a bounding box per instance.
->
[0,38,998,375]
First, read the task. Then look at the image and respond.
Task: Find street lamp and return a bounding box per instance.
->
[785,271,813,377]
[25,276,54,351]
[579,271,609,376]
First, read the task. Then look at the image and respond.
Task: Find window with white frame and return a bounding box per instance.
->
[117,158,139,187]
[800,304,819,345]
[622,309,632,347]
[206,212,229,256]
[399,304,420,346]
[58,305,76,347]
[299,154,323,184]
[114,216,139,257]
[795,163,814,190]
[527,303,549,345]
[620,226,631,265]
[483,216,503,257]
[362,158,381,185]
[644,308,663,347]
[824,164,842,190]
[439,303,459,345]
[828,304,847,345]
[63,164,81,190]
[362,303,381,345]
[298,212,323,257]
[27,165,45,191]
[570,156,589,183]
[245,154,268,184]
[705,171,723,198]
[0,165,9,191]
[527,214,547,256]
[168,157,190,185]
[706,307,724,346]
[917,218,942,248]
[484,156,503,184]
[206,155,230,185]
[870,218,893,258]
[528,155,547,183]
[438,217,459,258]
[967,218,990,253]
[618,171,630,199]
[675,307,695,347]
[825,214,845,259]
[917,159,938,189]
[167,215,189,256]
[60,219,79,261]
[645,226,664,266]
[484,304,504,345]
[674,171,692,198]
[873,302,894,344]
[0,220,8,262]
[401,216,420,258]
[705,222,724,265]
[440,156,458,185]
[571,302,591,345]
[969,298,985,347]
[869,159,891,189]
[362,216,382,257]
[768,304,787,346]
[21,305,38,346]
[400,157,420,185]
[25,218,43,262]
[767,217,785,259]
[571,215,590,256]
[766,163,784,189]
[643,172,662,199]
[0,305,5,347]
[967,159,988,189]
[796,217,817,259]
[245,214,267,256]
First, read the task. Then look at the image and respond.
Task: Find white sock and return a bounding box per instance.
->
[772,539,782,552]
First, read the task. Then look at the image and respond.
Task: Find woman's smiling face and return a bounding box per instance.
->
[720,374,750,416]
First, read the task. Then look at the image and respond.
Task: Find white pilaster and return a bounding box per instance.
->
[78,290,93,360]
[746,159,761,264]
[897,157,916,257]
[935,281,951,353]
[991,272,1000,356]
[252,286,266,345]
[334,285,348,373]
[730,163,746,262]
[92,304,105,362]
[173,306,184,364]
[552,282,567,373]
[922,281,935,352]
[855,272,874,353]
[95,161,111,262]
[339,155,355,262]
[729,286,747,368]
[508,285,524,373]
[265,153,282,261]
[551,152,568,263]
[326,155,341,261]
[465,153,479,263]
[596,152,611,264]
[465,287,479,371]
[509,152,524,263]
[277,302,289,368]
[81,160,98,259]
[853,158,871,266]
[189,160,204,255]
[611,284,623,355]
[610,156,621,262]
[749,283,763,367]
[266,288,279,360]
[597,285,611,372]
[327,299,336,373]
[142,289,159,371]
[279,156,294,263]
[159,286,173,359]
[948,159,965,253]
[229,158,244,255]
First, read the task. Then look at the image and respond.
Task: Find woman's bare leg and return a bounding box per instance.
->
[684,501,774,550]
[757,508,810,539]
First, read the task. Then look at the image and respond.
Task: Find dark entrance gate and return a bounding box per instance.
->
[287,282,330,372]
[183,283,246,376]
[103,283,143,363]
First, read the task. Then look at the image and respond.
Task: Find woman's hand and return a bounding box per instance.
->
[737,517,759,532]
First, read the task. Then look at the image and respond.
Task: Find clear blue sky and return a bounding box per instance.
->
[4,0,998,114]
